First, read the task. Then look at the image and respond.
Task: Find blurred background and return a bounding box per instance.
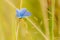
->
[0,0,60,40]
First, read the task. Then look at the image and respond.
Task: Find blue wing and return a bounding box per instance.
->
[16,8,27,18]
[18,12,31,18]
[16,8,31,18]
[16,9,20,18]
[19,8,27,16]
[23,11,31,16]
[16,9,20,14]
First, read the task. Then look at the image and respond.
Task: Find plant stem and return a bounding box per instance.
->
[26,17,48,40]
[39,0,50,40]
[51,0,55,40]
[20,0,23,9]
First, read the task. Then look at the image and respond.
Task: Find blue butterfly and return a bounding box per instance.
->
[16,8,31,18]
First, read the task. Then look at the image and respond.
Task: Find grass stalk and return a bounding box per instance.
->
[39,0,50,40]
[26,17,48,40]
[51,0,55,40]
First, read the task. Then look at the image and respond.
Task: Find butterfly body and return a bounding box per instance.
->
[16,8,31,18]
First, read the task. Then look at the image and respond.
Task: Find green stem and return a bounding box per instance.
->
[51,0,55,40]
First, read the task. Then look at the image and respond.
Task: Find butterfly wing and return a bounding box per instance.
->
[23,11,31,16]
[19,8,27,16]
[16,8,27,18]
[19,11,31,18]
[16,9,20,14]
[16,9,21,18]
[16,8,31,18]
